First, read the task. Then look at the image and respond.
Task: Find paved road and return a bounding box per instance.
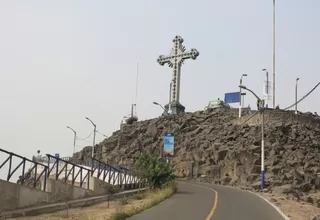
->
[128,181,287,220]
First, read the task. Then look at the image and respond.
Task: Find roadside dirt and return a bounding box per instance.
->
[262,193,320,220]
[8,196,152,220]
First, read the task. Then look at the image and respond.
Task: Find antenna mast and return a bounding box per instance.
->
[125,62,139,125]
[134,62,139,115]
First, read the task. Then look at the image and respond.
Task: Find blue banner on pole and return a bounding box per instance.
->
[163,132,174,160]
[224,92,240,104]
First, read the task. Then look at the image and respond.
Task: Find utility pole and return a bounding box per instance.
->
[262,69,269,108]
[153,102,169,115]
[239,78,242,118]
[85,117,96,158]
[169,80,173,114]
[239,74,247,118]
[295,78,300,114]
[266,71,269,108]
[239,85,265,191]
[272,0,276,108]
[261,102,265,191]
[66,126,77,155]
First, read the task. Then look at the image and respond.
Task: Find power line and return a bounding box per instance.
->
[96,130,108,138]
[76,138,90,143]
[284,81,320,110]
[77,131,93,141]
[75,145,88,148]
[240,80,320,124]
[240,111,260,125]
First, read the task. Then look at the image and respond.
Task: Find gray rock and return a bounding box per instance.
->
[70,108,320,205]
[310,215,320,220]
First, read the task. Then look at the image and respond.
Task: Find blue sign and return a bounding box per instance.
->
[224,92,240,104]
[55,153,60,158]
[163,133,174,159]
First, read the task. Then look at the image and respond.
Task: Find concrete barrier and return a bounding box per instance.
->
[89,176,117,196]
[0,175,128,212]
[0,179,51,211]
[0,187,148,219]
[46,177,93,202]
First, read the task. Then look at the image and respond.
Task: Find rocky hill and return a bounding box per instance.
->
[74,107,320,205]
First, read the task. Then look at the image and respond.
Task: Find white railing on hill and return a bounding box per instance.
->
[32,155,139,186]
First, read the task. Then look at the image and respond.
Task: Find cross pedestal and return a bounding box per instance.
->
[164,101,185,115]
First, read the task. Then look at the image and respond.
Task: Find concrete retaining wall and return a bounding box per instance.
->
[46,178,93,202]
[235,109,320,127]
[1,188,148,219]
[1,178,94,211]
[0,179,50,211]
[89,176,116,196]
[0,176,121,212]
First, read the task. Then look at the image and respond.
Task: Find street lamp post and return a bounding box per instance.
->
[169,81,172,114]
[295,78,300,114]
[262,69,269,108]
[273,0,276,109]
[66,126,77,155]
[239,74,248,118]
[239,85,265,191]
[153,102,169,115]
[85,117,96,158]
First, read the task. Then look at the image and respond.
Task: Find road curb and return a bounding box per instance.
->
[187,181,291,220]
[0,188,148,219]
[247,191,291,220]
[220,185,291,220]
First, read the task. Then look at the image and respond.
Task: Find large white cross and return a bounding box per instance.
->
[157,35,199,104]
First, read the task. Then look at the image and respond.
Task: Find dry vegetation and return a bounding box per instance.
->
[9,183,177,220]
[262,192,320,220]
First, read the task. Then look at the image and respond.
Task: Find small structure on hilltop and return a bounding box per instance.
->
[124,103,138,125]
[157,35,199,115]
[122,63,139,125]
[204,98,230,112]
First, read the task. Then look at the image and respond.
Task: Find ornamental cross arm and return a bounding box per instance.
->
[157,55,173,67]
[181,48,199,60]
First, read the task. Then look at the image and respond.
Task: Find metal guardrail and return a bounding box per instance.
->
[57,157,143,188]
[91,158,121,185]
[0,150,146,191]
[0,148,48,191]
[33,155,92,167]
[44,156,130,173]
[90,158,143,188]
[46,154,91,189]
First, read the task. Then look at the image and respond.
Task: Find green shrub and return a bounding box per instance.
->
[110,183,176,220]
[132,193,146,200]
[119,196,129,205]
[111,211,127,220]
[134,154,175,189]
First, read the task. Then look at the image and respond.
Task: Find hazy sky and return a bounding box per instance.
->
[0,0,319,165]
